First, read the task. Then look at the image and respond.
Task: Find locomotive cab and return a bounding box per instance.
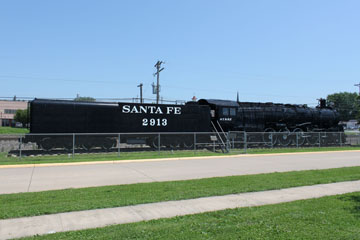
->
[198,99,240,132]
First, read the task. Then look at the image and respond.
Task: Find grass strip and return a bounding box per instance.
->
[1,146,360,165]
[23,191,360,240]
[0,127,28,134]
[0,150,228,165]
[1,166,360,220]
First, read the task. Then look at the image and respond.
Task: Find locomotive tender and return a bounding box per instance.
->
[26,99,211,149]
[24,97,342,150]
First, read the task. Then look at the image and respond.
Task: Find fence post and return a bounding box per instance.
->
[296,132,298,148]
[318,132,321,148]
[194,132,196,154]
[339,132,342,147]
[118,133,120,157]
[19,135,22,159]
[232,133,235,149]
[271,132,273,149]
[72,133,75,158]
[226,132,230,152]
[244,131,247,154]
[158,133,160,155]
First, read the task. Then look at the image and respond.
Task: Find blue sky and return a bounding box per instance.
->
[1,0,359,106]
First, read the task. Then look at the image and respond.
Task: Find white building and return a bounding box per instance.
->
[345,120,359,130]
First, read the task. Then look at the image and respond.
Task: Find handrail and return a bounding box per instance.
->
[211,121,228,152]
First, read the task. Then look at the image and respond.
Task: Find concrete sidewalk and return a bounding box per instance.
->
[1,180,360,240]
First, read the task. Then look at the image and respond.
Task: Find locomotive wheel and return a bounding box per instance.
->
[152,136,160,149]
[101,138,115,151]
[327,132,340,145]
[263,128,277,146]
[169,141,181,149]
[78,136,94,150]
[82,143,93,151]
[319,132,329,146]
[306,132,320,145]
[63,142,73,151]
[278,129,292,147]
[292,128,306,146]
[183,141,194,149]
[39,137,53,151]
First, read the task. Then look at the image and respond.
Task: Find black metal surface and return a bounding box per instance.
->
[24,97,343,150]
[198,98,341,132]
[30,99,211,134]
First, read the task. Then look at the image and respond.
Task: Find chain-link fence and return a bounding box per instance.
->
[1,131,359,158]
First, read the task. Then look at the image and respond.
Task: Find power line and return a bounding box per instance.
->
[0,75,133,85]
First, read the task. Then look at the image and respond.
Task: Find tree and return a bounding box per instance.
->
[74,96,96,102]
[14,109,29,127]
[326,92,359,121]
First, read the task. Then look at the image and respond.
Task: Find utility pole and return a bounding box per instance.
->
[153,61,164,104]
[355,82,360,95]
[137,83,143,103]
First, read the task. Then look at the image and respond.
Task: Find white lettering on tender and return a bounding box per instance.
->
[122,105,181,115]
[148,106,156,114]
[166,107,174,114]
[154,107,163,114]
[139,106,147,113]
[122,105,130,113]
[174,107,181,114]
[130,106,139,113]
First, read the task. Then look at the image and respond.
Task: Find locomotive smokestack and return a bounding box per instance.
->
[318,98,327,108]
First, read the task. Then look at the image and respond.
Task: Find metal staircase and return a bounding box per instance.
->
[211,121,229,153]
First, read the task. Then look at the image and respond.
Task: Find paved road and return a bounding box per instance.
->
[1,151,360,194]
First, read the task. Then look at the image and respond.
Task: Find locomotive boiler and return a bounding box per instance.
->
[198,98,343,146]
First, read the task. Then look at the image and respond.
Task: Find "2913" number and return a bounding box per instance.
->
[142,118,168,127]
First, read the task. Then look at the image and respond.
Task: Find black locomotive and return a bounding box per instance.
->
[198,98,343,146]
[24,97,343,150]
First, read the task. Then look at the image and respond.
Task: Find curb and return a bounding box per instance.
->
[1,150,360,169]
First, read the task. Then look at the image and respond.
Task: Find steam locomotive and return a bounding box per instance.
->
[24,98,343,150]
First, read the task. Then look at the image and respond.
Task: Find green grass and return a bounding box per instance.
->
[1,146,360,165]
[2,166,360,220]
[245,146,360,154]
[0,127,28,134]
[0,150,227,165]
[23,191,360,239]
[345,130,360,136]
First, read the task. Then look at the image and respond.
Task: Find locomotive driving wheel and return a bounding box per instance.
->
[292,128,306,146]
[183,141,194,149]
[278,129,292,147]
[169,141,181,149]
[306,132,320,145]
[263,128,277,146]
